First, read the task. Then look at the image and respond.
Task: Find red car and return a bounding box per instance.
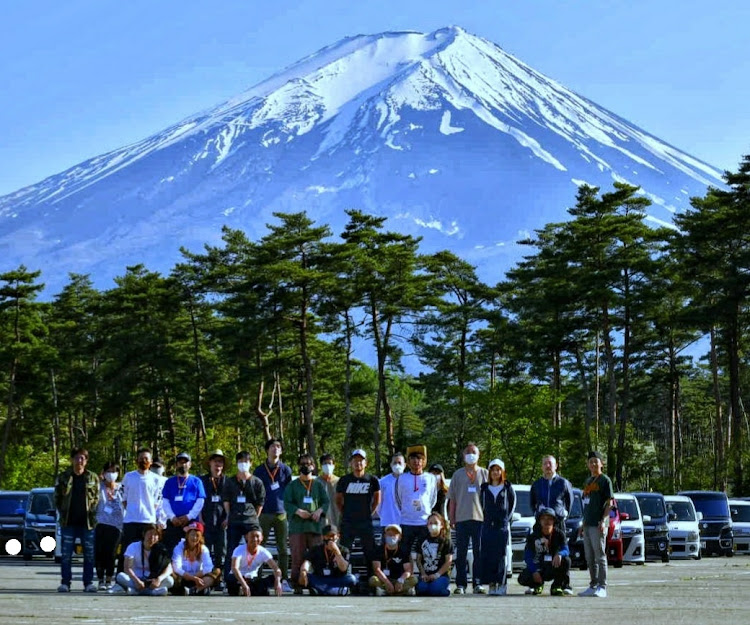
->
[607,499,624,568]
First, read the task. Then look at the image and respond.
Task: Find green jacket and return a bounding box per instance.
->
[54,468,100,529]
[283,477,330,535]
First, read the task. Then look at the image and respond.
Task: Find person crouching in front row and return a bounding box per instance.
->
[369,524,417,596]
[298,524,357,595]
[518,507,571,596]
[227,527,283,596]
[415,513,453,597]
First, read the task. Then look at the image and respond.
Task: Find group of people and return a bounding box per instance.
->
[53,441,613,598]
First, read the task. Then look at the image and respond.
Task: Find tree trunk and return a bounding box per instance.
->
[710,326,726,491]
[299,284,316,461]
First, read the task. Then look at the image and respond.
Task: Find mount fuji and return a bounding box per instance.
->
[0,26,724,292]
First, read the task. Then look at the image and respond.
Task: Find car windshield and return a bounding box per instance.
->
[515,490,533,517]
[688,496,729,519]
[730,505,750,523]
[666,501,695,521]
[570,494,583,518]
[617,499,640,519]
[29,493,54,515]
[0,495,28,515]
[636,496,666,518]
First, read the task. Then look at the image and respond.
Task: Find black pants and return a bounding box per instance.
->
[518,557,571,590]
[118,523,152,573]
[340,520,376,574]
[203,525,227,572]
[401,525,429,555]
[162,522,184,554]
[226,572,275,596]
[95,523,121,582]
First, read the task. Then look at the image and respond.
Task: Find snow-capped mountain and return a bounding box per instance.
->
[0,26,723,292]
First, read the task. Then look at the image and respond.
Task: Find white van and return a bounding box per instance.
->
[729,499,750,555]
[614,493,645,564]
[509,484,533,571]
[665,495,701,559]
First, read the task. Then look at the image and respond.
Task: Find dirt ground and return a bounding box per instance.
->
[1,555,749,624]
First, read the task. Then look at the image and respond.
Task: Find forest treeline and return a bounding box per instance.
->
[1,155,749,495]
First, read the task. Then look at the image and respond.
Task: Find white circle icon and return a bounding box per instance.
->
[5,538,21,555]
[40,536,56,553]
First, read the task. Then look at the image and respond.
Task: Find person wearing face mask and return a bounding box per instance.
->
[161,452,206,552]
[316,453,340,527]
[199,450,227,585]
[395,445,437,556]
[298,524,357,595]
[150,457,168,529]
[429,464,449,521]
[447,442,488,594]
[284,454,330,591]
[378,452,405,528]
[120,448,164,572]
[415,513,453,596]
[479,459,515,596]
[222,451,266,582]
[369,524,417,596]
[95,461,124,590]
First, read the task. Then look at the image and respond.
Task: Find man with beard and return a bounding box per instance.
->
[162,452,206,552]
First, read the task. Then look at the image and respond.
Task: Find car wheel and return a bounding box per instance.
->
[725,550,734,558]
[662,553,670,563]
[613,561,623,569]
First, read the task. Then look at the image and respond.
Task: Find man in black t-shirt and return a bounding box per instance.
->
[299,524,357,595]
[199,450,227,580]
[335,449,381,575]
[369,524,417,596]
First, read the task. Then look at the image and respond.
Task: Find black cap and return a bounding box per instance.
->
[538,507,556,520]
[152,456,164,467]
[429,463,444,474]
[587,450,603,460]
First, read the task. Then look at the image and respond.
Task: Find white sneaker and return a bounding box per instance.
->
[578,586,597,597]
[593,586,607,598]
[281,580,293,593]
[497,584,507,596]
[57,584,70,593]
[84,583,98,593]
[150,587,168,596]
[563,587,574,596]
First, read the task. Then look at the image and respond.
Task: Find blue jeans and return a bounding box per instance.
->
[307,572,357,595]
[60,525,95,587]
[455,520,482,588]
[416,575,450,596]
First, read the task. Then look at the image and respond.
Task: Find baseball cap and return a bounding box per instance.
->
[184,521,205,533]
[488,458,505,471]
[350,449,367,459]
[176,452,191,462]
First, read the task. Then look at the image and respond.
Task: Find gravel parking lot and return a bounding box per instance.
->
[1,556,749,625]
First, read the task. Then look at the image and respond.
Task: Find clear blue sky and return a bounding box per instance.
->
[0,0,747,196]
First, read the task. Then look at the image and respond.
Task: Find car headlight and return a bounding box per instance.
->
[612,528,621,539]
[656,524,669,533]
[633,528,642,535]
[688,531,699,541]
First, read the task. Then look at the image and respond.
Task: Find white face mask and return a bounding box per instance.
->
[391,463,405,475]
[104,472,118,483]
[464,453,478,465]
[321,463,334,476]
[237,462,251,473]
[428,523,441,536]
[152,466,165,476]
[385,535,399,547]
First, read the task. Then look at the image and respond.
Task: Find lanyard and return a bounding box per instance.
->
[325,544,337,567]
[466,468,476,484]
[245,550,258,572]
[302,479,313,497]
[177,475,188,491]
[265,462,279,483]
[413,474,420,493]
[210,476,221,495]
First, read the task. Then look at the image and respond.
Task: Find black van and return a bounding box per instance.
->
[678,491,733,557]
[632,492,670,562]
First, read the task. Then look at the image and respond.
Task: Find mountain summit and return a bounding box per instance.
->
[0,27,723,290]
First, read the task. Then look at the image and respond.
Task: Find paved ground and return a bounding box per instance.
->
[1,556,749,624]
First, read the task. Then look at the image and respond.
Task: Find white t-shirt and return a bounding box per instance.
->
[231,545,273,579]
[121,470,163,524]
[378,473,401,526]
[172,539,214,576]
[124,540,152,578]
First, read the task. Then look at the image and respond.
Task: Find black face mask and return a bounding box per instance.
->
[176,465,188,475]
[299,465,313,475]
[137,460,150,471]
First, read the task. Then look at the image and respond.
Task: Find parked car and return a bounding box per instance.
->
[632,492,671,562]
[729,498,750,555]
[23,487,56,560]
[0,491,29,555]
[614,493,645,564]
[664,495,701,560]
[509,484,533,571]
[606,499,624,568]
[679,491,733,557]
[566,489,585,568]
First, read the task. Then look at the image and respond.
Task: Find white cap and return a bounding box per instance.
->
[488,458,505,471]
[350,448,367,459]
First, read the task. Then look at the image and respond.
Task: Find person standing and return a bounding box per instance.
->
[395,445,437,556]
[54,448,100,593]
[447,442,488,594]
[578,451,613,598]
[479,458,515,596]
[429,463,449,520]
[120,448,163,559]
[316,453,340,528]
[335,449,381,574]
[378,452,405,528]
[199,450,227,584]
[150,457,167,529]
[283,453,329,590]
[222,451,266,581]
[253,438,292,590]
[518,507,571,596]
[529,454,574,593]
[161,452,206,552]
[95,461,124,590]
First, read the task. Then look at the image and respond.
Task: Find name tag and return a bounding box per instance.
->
[270,482,280,491]
[382,568,390,577]
[104,505,113,514]
[323,568,331,576]
[467,486,477,493]
[582,497,590,506]
[303,496,313,504]
[544,555,553,562]
[211,495,221,503]
[175,495,184,502]
[412,499,422,511]
[237,495,246,503]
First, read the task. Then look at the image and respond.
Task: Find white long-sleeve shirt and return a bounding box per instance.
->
[171,539,214,576]
[396,471,437,526]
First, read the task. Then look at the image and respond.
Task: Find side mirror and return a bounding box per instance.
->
[668,512,677,521]
[696,511,703,521]
[620,512,630,521]
[511,512,521,523]
[643,515,652,523]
